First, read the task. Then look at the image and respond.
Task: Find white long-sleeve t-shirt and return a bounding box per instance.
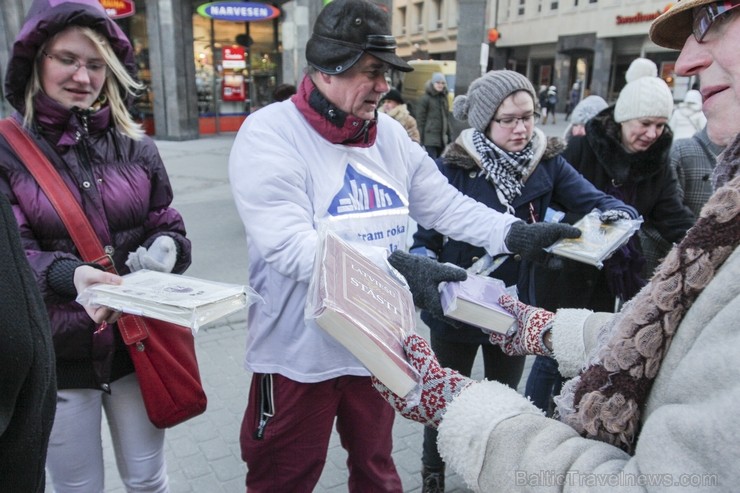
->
[228,100,518,381]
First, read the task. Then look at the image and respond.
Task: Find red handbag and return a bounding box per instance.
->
[0,118,207,428]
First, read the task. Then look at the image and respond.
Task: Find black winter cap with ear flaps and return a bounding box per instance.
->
[305,0,412,75]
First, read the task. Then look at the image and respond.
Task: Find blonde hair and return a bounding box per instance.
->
[24,26,145,140]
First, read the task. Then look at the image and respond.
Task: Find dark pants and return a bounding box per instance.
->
[524,355,563,416]
[424,145,443,159]
[241,373,402,493]
[422,334,525,470]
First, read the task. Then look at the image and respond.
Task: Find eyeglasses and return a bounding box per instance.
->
[492,113,540,129]
[41,50,107,76]
[692,0,740,42]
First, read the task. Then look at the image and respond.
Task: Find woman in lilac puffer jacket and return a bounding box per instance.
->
[0,1,191,490]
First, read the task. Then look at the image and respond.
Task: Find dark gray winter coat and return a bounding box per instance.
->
[416,79,451,148]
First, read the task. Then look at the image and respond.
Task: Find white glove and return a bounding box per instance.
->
[126,236,177,273]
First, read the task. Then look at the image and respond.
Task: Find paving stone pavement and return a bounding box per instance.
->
[92,313,534,493]
[46,115,567,492]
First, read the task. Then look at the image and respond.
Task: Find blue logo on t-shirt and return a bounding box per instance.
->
[328,164,403,215]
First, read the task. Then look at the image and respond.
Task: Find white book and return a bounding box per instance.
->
[78,270,254,332]
[548,211,642,268]
[440,275,516,335]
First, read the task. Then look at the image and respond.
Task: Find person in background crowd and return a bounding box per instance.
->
[272,83,296,102]
[379,88,420,143]
[541,85,558,124]
[538,84,549,121]
[417,72,452,158]
[562,95,608,143]
[227,1,582,491]
[526,60,695,415]
[408,69,636,493]
[672,125,726,217]
[0,1,192,491]
[669,89,707,139]
[565,81,581,121]
[374,1,740,488]
[640,124,726,271]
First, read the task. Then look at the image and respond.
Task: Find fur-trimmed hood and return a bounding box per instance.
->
[442,127,565,181]
[584,106,673,184]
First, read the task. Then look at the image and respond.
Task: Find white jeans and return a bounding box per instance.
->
[46,373,169,493]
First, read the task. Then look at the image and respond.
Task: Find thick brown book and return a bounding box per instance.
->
[307,232,418,397]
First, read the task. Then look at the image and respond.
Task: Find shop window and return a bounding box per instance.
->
[192,13,280,117]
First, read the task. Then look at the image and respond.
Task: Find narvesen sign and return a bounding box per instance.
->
[197,2,281,22]
[99,0,135,19]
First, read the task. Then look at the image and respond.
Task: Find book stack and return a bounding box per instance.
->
[307,232,419,397]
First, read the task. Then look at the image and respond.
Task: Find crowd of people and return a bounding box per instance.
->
[1,0,738,492]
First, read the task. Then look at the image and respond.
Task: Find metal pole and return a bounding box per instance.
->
[210,18,220,134]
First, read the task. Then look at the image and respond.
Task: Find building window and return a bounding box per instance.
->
[518,0,525,16]
[415,2,424,33]
[551,1,558,9]
[398,6,407,35]
[432,0,443,30]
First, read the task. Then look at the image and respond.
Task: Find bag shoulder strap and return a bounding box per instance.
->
[0,118,113,271]
[0,118,147,342]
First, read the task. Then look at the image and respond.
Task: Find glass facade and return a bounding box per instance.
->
[112,1,282,135]
[192,13,281,117]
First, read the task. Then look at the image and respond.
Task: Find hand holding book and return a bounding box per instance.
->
[372,333,474,428]
[387,250,467,317]
[490,295,554,357]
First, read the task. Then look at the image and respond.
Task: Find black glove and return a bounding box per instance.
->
[598,209,632,223]
[504,221,581,269]
[387,250,467,317]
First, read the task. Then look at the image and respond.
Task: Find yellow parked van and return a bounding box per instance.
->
[400,60,457,112]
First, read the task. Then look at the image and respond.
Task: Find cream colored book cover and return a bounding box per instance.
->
[78,270,254,332]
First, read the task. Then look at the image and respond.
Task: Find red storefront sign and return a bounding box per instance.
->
[99,0,135,19]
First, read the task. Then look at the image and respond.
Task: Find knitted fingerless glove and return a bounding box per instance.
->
[372,334,474,428]
[488,294,554,356]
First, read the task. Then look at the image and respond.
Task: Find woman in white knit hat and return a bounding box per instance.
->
[524,65,696,416]
[408,69,636,492]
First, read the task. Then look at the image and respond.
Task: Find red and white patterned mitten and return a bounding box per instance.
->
[489,294,554,357]
[372,334,473,428]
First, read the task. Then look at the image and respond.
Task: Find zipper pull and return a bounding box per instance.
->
[254,417,269,440]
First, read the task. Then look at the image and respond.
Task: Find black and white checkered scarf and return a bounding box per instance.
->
[472,129,534,205]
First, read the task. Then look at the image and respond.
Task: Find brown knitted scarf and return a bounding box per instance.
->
[560,170,740,453]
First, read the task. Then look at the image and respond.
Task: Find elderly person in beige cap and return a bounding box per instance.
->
[372,0,740,491]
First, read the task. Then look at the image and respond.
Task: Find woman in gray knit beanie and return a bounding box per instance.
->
[408,69,637,491]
